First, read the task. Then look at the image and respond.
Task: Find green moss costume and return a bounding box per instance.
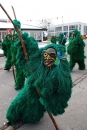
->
[67,29,86,71]
[10,34,25,90]
[2,37,7,57]
[51,36,57,44]
[58,33,67,46]
[6,32,73,125]
[2,34,12,70]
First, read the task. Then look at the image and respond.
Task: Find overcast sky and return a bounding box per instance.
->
[0,0,87,25]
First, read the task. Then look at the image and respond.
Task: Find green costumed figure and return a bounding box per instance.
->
[51,36,57,44]
[2,37,7,57]
[6,32,73,126]
[10,33,25,90]
[2,34,12,70]
[58,33,67,46]
[67,29,86,71]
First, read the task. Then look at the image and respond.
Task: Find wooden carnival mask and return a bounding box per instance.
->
[43,48,57,68]
[13,35,18,41]
[7,35,11,40]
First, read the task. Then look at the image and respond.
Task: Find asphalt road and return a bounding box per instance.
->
[0,40,87,130]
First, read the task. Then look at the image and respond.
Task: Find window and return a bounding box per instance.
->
[84,26,86,34]
[79,24,81,30]
[75,25,78,29]
[55,26,62,31]
[69,25,78,31]
[1,32,7,40]
[63,26,68,31]
[48,27,54,32]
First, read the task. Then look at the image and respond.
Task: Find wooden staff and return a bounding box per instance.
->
[36,88,59,130]
[11,6,17,83]
[0,4,59,130]
[11,6,17,19]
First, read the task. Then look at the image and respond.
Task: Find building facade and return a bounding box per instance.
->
[47,22,87,38]
[0,19,47,42]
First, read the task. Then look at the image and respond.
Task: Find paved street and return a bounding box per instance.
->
[0,40,87,130]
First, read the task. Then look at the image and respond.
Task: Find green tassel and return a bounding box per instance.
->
[39,98,44,105]
[54,56,59,65]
